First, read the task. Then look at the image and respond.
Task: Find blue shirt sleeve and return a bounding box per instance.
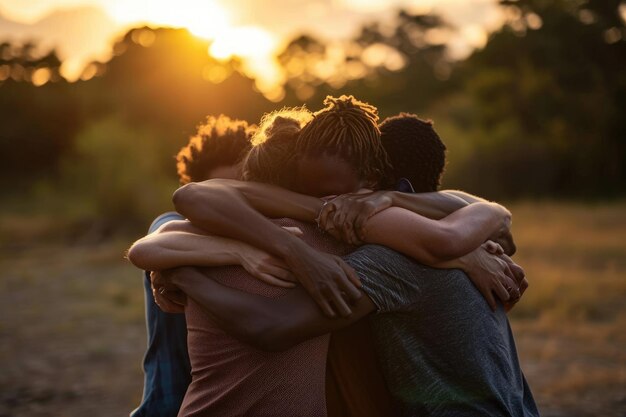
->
[148,211,185,234]
[131,211,191,417]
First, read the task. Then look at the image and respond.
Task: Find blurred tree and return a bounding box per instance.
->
[88,27,272,138]
[276,10,454,116]
[442,0,625,198]
[0,43,79,187]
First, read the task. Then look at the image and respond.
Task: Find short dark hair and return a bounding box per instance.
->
[176,115,254,184]
[296,95,392,188]
[243,108,312,188]
[379,113,446,192]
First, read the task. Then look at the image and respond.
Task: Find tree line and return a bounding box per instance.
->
[0,0,623,231]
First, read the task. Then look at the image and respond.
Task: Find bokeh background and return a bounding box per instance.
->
[0,0,624,416]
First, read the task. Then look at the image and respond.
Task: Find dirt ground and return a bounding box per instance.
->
[1,202,625,417]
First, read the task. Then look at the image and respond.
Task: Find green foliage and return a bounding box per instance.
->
[1,3,624,233]
[58,116,177,232]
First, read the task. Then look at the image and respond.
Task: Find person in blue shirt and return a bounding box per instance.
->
[129,115,255,417]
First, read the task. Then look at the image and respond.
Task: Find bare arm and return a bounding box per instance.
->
[128,230,296,288]
[318,189,518,253]
[128,232,245,271]
[359,202,511,265]
[163,266,376,351]
[173,179,361,318]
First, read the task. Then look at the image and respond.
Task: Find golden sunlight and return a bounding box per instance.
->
[108,0,230,39]
[209,26,276,60]
[106,0,281,96]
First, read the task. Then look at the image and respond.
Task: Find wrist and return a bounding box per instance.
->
[279,236,310,265]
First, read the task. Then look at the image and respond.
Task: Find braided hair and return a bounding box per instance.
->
[176,115,255,184]
[379,113,447,192]
[296,95,392,188]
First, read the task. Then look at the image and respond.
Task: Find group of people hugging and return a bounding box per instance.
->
[127,95,539,417]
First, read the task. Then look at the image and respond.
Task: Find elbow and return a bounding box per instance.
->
[486,202,511,229]
[126,240,150,270]
[172,182,200,215]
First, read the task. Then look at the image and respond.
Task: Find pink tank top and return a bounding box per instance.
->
[179,219,352,417]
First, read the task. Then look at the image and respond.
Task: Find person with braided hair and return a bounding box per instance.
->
[151,95,536,416]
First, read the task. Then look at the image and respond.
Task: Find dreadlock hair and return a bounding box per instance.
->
[379,113,447,192]
[242,107,313,189]
[296,95,392,188]
[176,115,255,184]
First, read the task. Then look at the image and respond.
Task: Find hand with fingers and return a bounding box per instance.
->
[482,242,528,311]
[455,241,525,311]
[237,226,301,288]
[318,191,393,245]
[150,270,187,313]
[283,239,362,318]
[238,246,297,288]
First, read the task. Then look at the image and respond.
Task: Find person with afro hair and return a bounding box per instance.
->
[129,115,260,417]
[379,113,446,193]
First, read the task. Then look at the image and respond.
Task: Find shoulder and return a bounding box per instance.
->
[148,211,185,233]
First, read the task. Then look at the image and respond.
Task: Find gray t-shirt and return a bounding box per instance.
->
[344,245,539,417]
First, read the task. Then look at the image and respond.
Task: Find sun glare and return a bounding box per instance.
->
[109,0,230,39]
[106,0,281,95]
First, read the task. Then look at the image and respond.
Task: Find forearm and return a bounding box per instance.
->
[172,267,374,350]
[441,190,487,204]
[439,202,511,256]
[389,191,470,219]
[363,203,510,264]
[173,179,321,258]
[127,232,243,270]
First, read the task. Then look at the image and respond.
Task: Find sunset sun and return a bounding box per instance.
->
[106,0,279,91]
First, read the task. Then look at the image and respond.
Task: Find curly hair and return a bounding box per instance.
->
[243,107,313,188]
[176,115,255,184]
[379,113,447,192]
[296,95,392,188]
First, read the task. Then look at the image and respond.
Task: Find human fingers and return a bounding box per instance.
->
[483,287,498,312]
[153,287,184,313]
[321,283,352,317]
[341,205,363,245]
[508,262,526,287]
[331,208,351,243]
[257,273,296,288]
[259,262,293,280]
[483,240,504,255]
[519,277,529,296]
[493,277,511,306]
[318,200,337,230]
[282,226,303,237]
[301,280,336,318]
[338,258,362,291]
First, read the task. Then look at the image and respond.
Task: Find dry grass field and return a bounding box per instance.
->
[0,201,624,417]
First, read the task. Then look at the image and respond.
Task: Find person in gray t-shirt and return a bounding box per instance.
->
[346,244,538,416]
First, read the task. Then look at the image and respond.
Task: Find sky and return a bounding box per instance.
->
[0,0,506,92]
